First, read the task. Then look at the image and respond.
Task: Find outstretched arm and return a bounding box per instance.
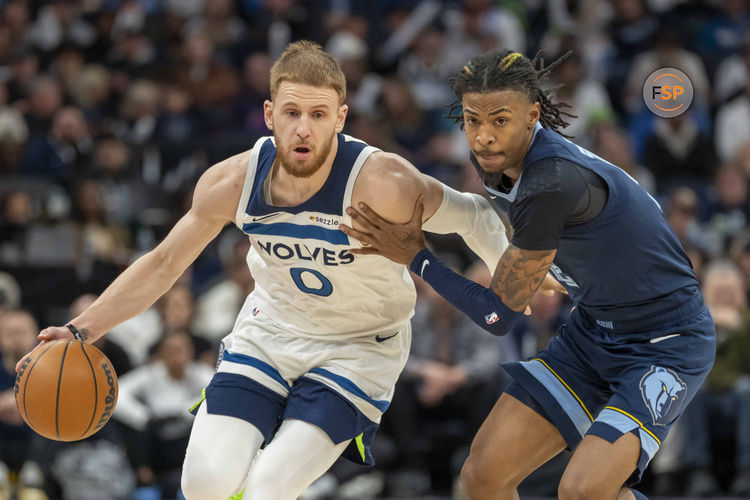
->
[343,197,555,335]
[346,151,507,271]
[422,183,508,272]
[17,151,248,369]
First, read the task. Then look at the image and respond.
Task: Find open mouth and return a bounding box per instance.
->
[293,145,311,160]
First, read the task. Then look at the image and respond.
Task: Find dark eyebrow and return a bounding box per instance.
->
[463,107,512,116]
[488,107,512,116]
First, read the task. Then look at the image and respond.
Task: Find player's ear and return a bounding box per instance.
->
[264,100,274,131]
[528,101,540,130]
[335,104,348,133]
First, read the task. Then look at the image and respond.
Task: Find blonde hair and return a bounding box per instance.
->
[270,40,346,103]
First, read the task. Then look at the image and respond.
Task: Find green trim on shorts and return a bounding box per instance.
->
[189,387,206,413]
[227,491,243,500]
[355,433,365,462]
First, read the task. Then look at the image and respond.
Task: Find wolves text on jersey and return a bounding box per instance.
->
[256,240,355,266]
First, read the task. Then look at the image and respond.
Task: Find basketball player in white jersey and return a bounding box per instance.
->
[16,41,541,499]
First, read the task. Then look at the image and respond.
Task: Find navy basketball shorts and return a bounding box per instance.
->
[503,304,716,484]
[190,308,412,467]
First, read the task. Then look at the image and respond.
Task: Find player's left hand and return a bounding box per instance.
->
[341,195,426,265]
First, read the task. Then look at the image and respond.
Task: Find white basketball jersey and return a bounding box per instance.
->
[233,134,416,339]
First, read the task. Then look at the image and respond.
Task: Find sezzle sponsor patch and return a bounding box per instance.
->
[309,215,339,226]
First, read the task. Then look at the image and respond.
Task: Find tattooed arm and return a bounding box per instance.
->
[490,245,557,311]
[342,197,558,335]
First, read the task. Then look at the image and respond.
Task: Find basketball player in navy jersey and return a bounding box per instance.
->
[342,50,716,500]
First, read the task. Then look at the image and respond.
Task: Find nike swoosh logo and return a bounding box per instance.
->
[251,213,281,222]
[375,332,399,343]
[489,195,497,199]
[649,333,681,344]
[420,259,430,276]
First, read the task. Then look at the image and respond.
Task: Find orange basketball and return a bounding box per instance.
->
[14,339,118,441]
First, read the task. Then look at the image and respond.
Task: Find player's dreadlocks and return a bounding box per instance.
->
[448,49,576,136]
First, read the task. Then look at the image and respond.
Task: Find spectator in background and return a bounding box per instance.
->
[642,112,718,195]
[23,105,93,183]
[0,189,35,266]
[326,30,382,118]
[0,273,21,313]
[697,0,750,74]
[71,180,131,267]
[184,0,247,62]
[83,8,116,65]
[0,310,37,474]
[154,83,205,170]
[729,231,750,302]
[193,253,254,345]
[69,64,114,129]
[51,46,85,102]
[115,79,159,148]
[548,51,614,148]
[397,23,458,112]
[229,51,271,139]
[668,261,750,497]
[605,0,660,115]
[0,106,29,174]
[157,285,211,364]
[21,75,62,142]
[114,330,213,499]
[377,76,451,170]
[591,122,656,194]
[107,25,157,80]
[87,136,147,225]
[715,77,750,162]
[172,30,239,120]
[27,2,96,54]
[713,32,750,106]
[700,161,750,255]
[0,2,31,51]
[443,0,525,62]
[664,187,716,264]
[5,50,40,105]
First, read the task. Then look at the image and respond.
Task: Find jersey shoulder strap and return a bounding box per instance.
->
[235,136,274,228]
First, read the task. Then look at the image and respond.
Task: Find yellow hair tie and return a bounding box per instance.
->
[501,52,522,69]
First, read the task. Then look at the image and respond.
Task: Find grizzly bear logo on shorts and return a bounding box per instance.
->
[639,366,687,426]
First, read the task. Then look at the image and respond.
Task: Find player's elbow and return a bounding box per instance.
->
[149,247,185,281]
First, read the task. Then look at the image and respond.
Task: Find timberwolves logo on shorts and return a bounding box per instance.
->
[639,366,687,426]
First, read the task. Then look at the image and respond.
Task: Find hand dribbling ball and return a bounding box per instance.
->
[15,339,118,441]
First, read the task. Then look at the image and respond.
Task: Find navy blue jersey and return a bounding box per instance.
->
[478,124,700,328]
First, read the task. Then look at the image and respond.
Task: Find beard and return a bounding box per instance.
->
[481,169,507,190]
[274,129,336,178]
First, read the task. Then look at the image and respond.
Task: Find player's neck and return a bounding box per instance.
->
[270,139,338,206]
[503,127,535,183]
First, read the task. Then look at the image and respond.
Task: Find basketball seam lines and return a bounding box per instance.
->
[21,342,57,436]
[55,341,71,441]
[79,342,98,439]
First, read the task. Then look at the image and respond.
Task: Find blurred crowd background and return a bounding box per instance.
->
[0,0,749,499]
